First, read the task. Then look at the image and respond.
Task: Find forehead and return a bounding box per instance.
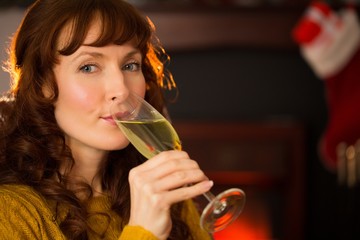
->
[57,16,102,50]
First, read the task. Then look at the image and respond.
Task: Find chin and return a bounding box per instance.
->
[104,140,130,151]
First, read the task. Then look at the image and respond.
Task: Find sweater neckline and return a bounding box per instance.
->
[85,194,112,212]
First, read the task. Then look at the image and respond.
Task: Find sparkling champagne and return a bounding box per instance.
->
[111,92,245,233]
[116,118,182,159]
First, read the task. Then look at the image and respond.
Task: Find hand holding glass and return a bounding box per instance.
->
[110,92,245,233]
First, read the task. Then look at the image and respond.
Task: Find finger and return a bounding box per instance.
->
[129,159,199,193]
[158,180,214,206]
[130,152,197,183]
[154,168,209,192]
[146,157,200,179]
[136,150,189,171]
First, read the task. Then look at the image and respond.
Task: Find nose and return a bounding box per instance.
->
[110,90,130,104]
[106,71,130,103]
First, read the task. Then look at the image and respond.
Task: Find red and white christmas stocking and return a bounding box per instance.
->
[292,1,360,181]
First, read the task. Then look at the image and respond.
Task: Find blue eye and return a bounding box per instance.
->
[80,64,97,73]
[122,62,141,71]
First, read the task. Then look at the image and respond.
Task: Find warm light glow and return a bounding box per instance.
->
[213,195,272,240]
[213,219,271,240]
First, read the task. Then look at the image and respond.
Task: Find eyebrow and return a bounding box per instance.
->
[71,49,142,63]
[124,50,142,59]
[70,51,103,63]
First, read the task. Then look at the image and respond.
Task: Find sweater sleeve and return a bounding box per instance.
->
[117,200,212,240]
[119,225,158,240]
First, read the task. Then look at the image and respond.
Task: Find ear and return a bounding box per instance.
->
[42,82,54,99]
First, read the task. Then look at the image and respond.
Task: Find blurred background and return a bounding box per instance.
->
[1,0,359,239]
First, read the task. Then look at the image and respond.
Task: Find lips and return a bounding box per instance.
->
[101,115,116,125]
[102,109,131,125]
[112,110,132,120]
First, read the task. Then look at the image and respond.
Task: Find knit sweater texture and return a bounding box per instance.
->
[0,184,211,240]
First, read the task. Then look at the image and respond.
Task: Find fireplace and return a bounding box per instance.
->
[174,121,306,240]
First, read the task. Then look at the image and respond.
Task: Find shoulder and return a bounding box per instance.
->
[0,184,65,239]
[0,183,37,195]
[0,184,45,204]
[0,184,54,221]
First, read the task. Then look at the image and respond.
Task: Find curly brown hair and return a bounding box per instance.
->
[0,0,189,239]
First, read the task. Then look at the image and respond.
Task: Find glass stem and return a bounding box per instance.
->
[203,191,227,215]
[203,191,216,202]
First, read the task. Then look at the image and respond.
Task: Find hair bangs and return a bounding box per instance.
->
[58,1,152,57]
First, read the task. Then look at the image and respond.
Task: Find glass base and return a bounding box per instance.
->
[200,188,246,233]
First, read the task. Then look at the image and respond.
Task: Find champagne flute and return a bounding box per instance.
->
[110,92,246,233]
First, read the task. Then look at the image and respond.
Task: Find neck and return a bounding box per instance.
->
[61,139,109,197]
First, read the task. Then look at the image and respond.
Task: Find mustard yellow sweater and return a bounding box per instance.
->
[0,184,211,240]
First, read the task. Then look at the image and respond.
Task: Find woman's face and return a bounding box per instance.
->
[53,20,146,153]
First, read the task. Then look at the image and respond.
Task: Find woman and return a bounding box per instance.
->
[0,0,213,239]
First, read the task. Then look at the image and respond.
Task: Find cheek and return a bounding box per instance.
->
[58,82,98,109]
[130,78,146,98]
